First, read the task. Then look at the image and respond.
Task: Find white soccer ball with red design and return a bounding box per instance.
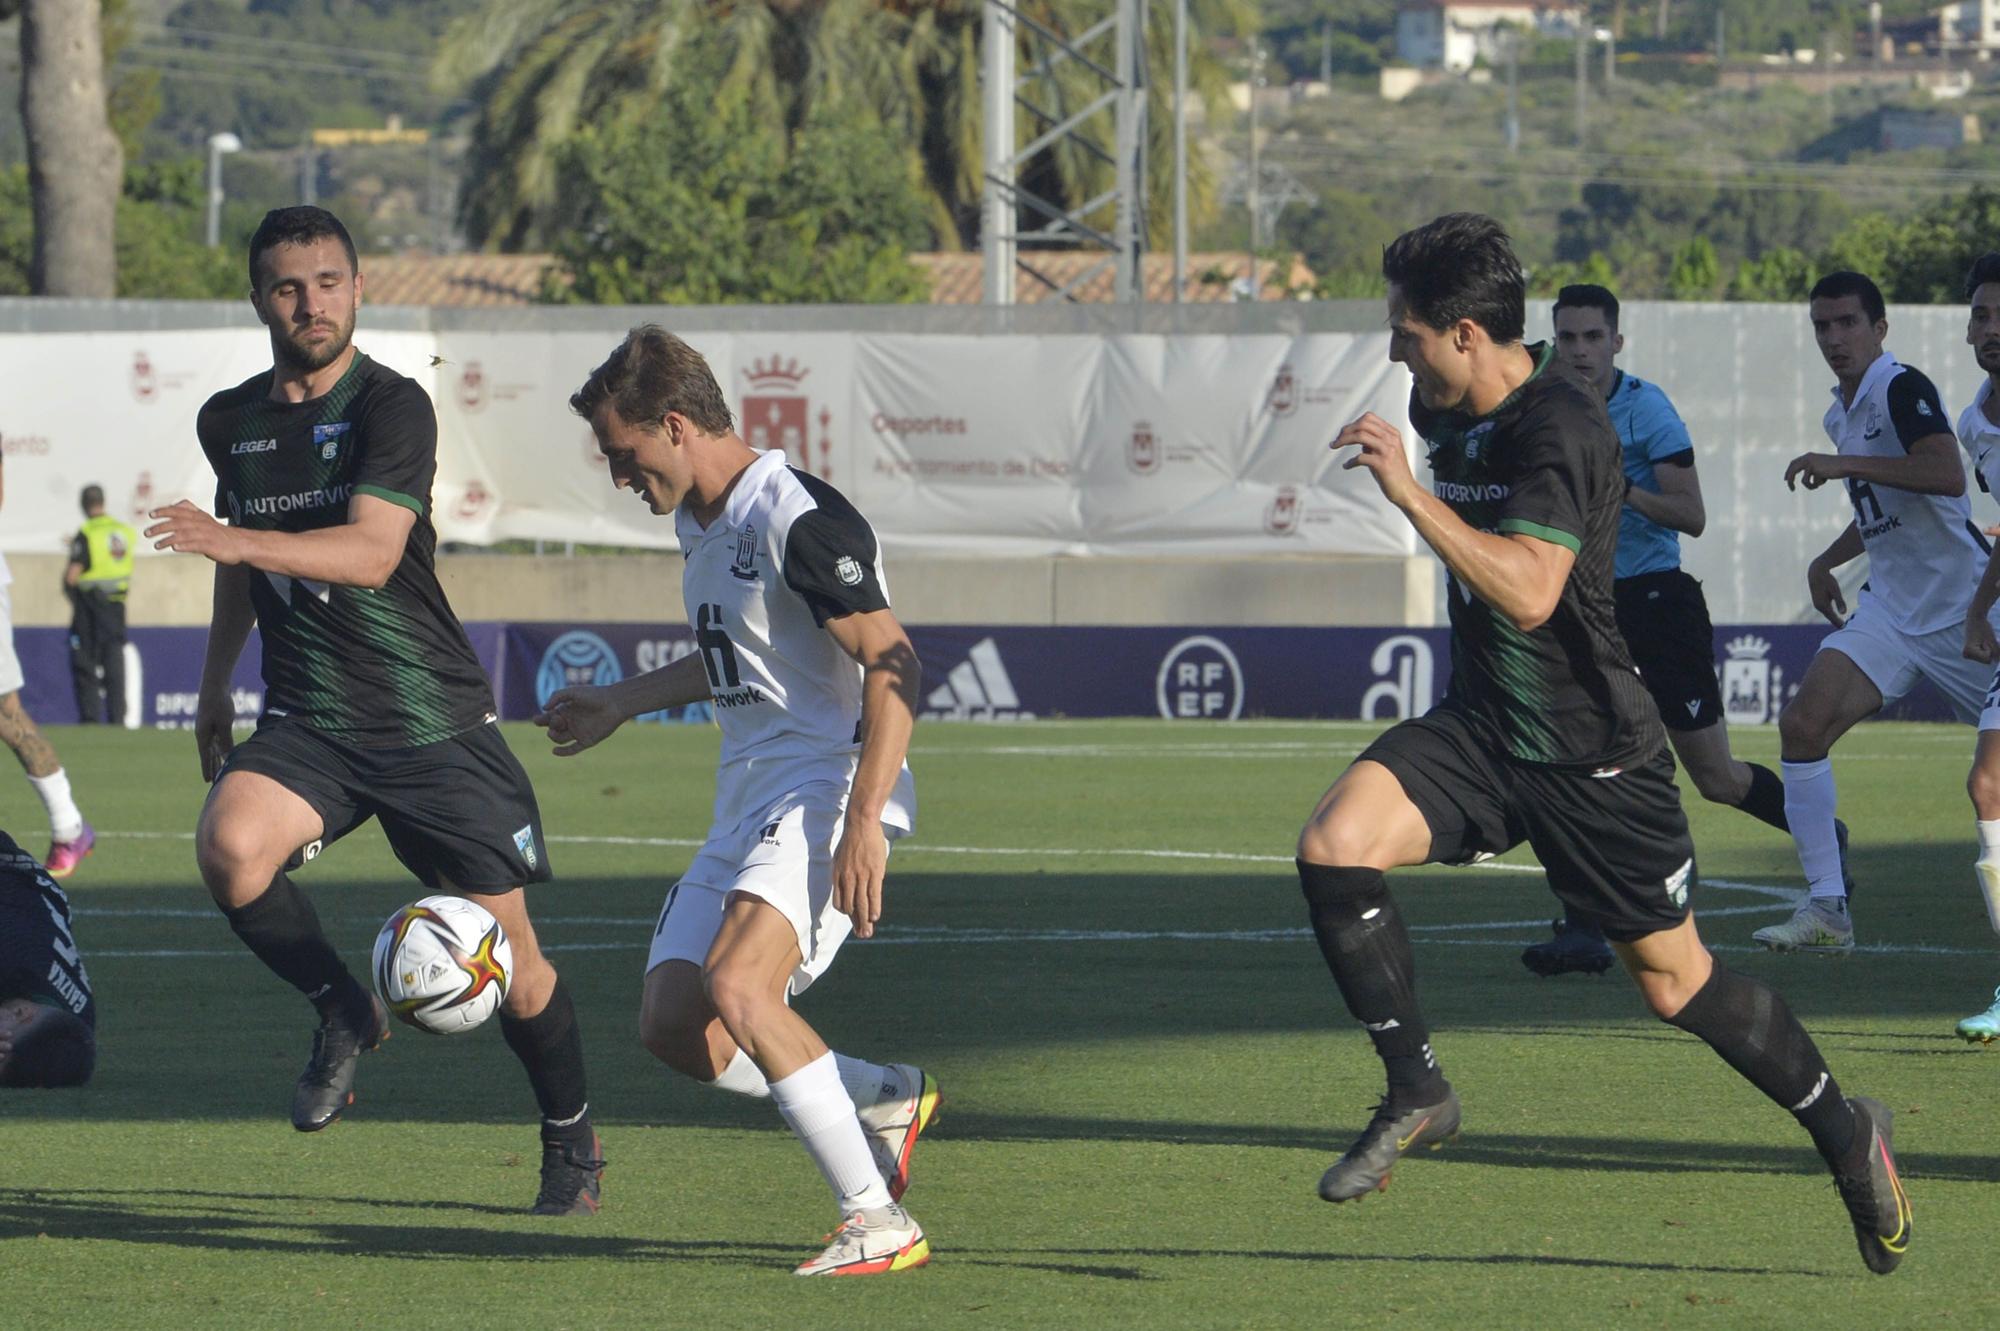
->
[371,895,512,1035]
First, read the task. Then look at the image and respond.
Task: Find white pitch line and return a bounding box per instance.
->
[86,828,1794,902]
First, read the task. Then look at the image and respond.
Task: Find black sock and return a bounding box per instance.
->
[1665,961,1855,1163]
[1560,914,1606,939]
[499,976,593,1146]
[223,872,368,1021]
[1298,860,1449,1108]
[1735,763,1790,833]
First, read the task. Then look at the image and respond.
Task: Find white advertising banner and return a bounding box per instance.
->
[0,317,1415,563]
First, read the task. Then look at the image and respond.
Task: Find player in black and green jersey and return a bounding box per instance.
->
[145,207,602,1215]
[1290,213,1908,1275]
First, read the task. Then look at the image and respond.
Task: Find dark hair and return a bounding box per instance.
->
[1553,283,1619,330]
[1381,212,1526,343]
[569,325,734,435]
[247,206,359,291]
[1809,270,1886,324]
[1966,252,2000,301]
[0,1007,94,1088]
[80,485,105,512]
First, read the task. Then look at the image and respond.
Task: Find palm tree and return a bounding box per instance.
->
[439,0,1250,252]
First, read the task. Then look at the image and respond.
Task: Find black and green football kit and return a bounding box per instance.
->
[1357,344,1694,939]
[197,354,549,889]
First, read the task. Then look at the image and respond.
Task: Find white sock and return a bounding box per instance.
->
[29,769,83,843]
[708,1047,771,1099]
[1782,759,1844,899]
[1977,822,2000,934]
[770,1051,891,1214]
[835,1053,903,1117]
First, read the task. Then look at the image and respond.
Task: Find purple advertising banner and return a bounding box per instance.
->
[16,620,1964,728]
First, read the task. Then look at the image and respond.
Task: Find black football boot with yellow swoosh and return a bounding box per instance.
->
[1318,1088,1462,1202]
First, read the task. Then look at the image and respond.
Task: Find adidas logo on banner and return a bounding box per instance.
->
[921,637,1035,721]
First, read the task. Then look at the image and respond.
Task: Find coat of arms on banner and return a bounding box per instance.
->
[131,351,158,403]
[455,479,492,522]
[1268,363,1298,418]
[1265,483,1302,536]
[744,355,832,479]
[458,362,487,412]
[1722,634,1784,725]
[1128,421,1160,475]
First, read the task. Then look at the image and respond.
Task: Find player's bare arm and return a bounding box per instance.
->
[1334,411,1576,632]
[535,650,713,757]
[1966,539,2000,664]
[1785,433,1964,497]
[1624,457,1706,537]
[145,493,416,589]
[1805,522,1865,628]
[194,564,257,781]
[824,608,920,940]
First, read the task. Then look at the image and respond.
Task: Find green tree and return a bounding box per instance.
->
[1728,245,1815,301]
[1528,251,1617,297]
[540,76,931,305]
[440,0,1252,251]
[1666,235,1721,299]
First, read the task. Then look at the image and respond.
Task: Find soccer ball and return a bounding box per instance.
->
[371,895,513,1035]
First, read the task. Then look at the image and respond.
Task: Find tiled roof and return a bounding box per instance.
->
[358,250,1317,307]
[359,252,556,307]
[913,251,1316,303]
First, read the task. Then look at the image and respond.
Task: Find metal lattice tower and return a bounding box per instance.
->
[982,0,1147,305]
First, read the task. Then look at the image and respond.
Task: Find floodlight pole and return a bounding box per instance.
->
[1174,0,1187,302]
[982,1,1017,305]
[980,0,1147,305]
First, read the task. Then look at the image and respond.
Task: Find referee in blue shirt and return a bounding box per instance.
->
[1524,286,1846,974]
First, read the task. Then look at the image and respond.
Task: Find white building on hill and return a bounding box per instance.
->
[1938,0,2000,52]
[1396,0,1585,73]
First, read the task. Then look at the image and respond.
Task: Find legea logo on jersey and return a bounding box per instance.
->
[921,637,1033,721]
[1156,635,1244,720]
[1360,635,1435,721]
[536,631,623,709]
[744,354,833,480]
[1721,634,1785,726]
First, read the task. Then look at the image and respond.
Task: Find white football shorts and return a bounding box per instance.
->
[0,585,23,696]
[1817,589,2000,728]
[645,784,903,995]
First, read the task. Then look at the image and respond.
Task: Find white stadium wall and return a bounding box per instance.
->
[0,298,1985,625]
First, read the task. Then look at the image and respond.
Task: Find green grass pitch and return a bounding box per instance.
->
[4,719,2000,1329]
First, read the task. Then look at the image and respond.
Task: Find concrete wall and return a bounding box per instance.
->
[8,552,1436,629]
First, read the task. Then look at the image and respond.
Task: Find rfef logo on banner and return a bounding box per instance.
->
[744,354,832,480]
[536,630,623,708]
[132,351,158,403]
[1360,635,1435,720]
[1156,635,1244,720]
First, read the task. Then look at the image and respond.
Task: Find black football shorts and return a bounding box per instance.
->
[1357,704,1696,942]
[1614,569,1724,733]
[217,716,553,892]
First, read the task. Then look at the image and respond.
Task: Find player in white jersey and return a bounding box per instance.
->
[1762,271,1992,953]
[0,458,93,877]
[1948,253,2000,1043]
[537,327,936,1277]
